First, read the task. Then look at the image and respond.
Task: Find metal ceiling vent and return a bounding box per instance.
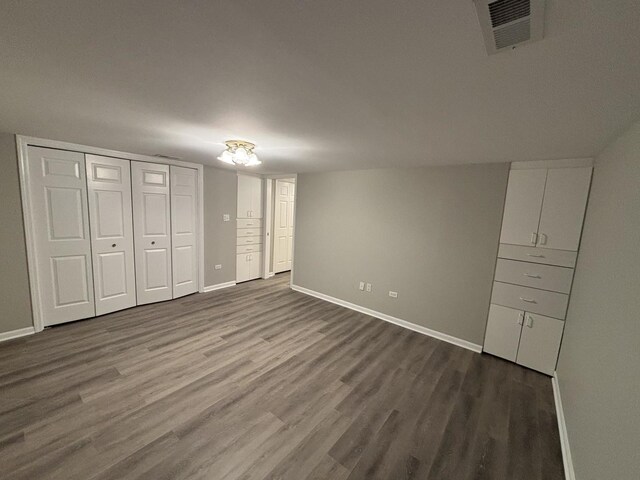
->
[474,0,545,54]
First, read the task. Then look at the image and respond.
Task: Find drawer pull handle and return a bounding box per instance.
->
[523,273,541,279]
[519,297,537,303]
[526,254,545,258]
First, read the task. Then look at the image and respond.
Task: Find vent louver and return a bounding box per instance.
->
[475,0,545,55]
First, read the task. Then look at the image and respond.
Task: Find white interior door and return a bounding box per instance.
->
[27,147,95,326]
[273,180,295,273]
[86,155,136,316]
[483,304,524,362]
[131,162,173,305]
[500,169,547,246]
[170,166,198,298]
[516,313,565,375]
[537,167,592,251]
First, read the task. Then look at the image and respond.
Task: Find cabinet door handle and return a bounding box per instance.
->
[526,316,534,328]
[517,313,524,326]
[519,297,537,303]
[530,232,538,245]
[539,233,548,245]
[523,273,541,279]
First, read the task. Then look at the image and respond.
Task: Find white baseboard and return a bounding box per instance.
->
[203,281,236,293]
[0,326,35,343]
[553,372,576,480]
[290,284,482,353]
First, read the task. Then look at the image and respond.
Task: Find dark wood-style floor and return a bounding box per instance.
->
[0,273,564,480]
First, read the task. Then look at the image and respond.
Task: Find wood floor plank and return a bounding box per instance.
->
[0,272,564,479]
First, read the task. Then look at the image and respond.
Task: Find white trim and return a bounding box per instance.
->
[552,372,576,480]
[16,135,206,330]
[291,284,483,353]
[511,158,594,170]
[0,326,36,343]
[203,281,236,292]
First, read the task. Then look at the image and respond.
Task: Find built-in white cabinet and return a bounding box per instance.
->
[237,174,263,218]
[236,252,262,283]
[500,167,592,250]
[23,144,201,328]
[86,155,137,316]
[484,163,592,376]
[236,174,263,282]
[484,305,564,375]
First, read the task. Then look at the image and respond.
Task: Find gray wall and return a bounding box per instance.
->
[203,166,237,286]
[0,132,33,334]
[556,122,640,479]
[293,163,509,345]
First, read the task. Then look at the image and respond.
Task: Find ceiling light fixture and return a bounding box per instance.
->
[217,140,261,167]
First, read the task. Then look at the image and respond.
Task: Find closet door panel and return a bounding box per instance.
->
[171,166,198,298]
[86,155,136,316]
[27,147,95,326]
[132,162,173,305]
[499,169,547,247]
[537,167,592,251]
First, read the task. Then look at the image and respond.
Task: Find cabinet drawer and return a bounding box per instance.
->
[498,244,577,268]
[494,259,574,294]
[237,219,262,229]
[491,282,569,320]
[237,228,263,238]
[237,244,263,254]
[237,236,262,246]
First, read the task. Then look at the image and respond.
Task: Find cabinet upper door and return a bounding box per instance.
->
[483,304,524,362]
[250,176,263,218]
[500,169,547,247]
[537,167,592,251]
[516,313,565,375]
[237,175,253,218]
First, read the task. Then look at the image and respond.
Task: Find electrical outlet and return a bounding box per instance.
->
[389,291,398,298]
[214,264,222,270]
[359,281,365,291]
[366,283,372,293]
[223,214,230,222]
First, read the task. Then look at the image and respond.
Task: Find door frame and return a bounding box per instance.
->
[17,135,205,333]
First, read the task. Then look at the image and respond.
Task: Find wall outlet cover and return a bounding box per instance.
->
[215,264,222,270]
[223,214,230,221]
[366,283,372,292]
[359,281,365,291]
[389,291,398,298]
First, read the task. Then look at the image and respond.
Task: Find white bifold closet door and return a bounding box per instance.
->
[27,147,96,326]
[131,162,173,305]
[85,155,136,316]
[170,166,198,298]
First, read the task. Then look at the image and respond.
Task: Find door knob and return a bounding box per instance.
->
[151,241,156,245]
[112,243,117,248]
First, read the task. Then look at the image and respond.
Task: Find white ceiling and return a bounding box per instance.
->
[0,1,638,173]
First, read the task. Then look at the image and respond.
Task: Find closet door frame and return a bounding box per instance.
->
[17,135,205,333]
